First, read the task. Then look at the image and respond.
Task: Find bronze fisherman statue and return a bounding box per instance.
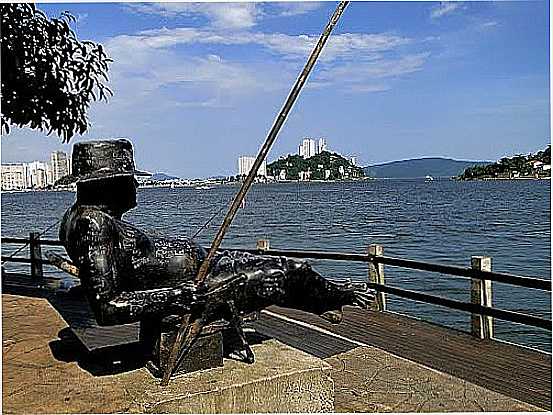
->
[60,139,373,378]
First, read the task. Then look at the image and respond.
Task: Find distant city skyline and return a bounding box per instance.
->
[1,150,71,190]
[1,1,549,178]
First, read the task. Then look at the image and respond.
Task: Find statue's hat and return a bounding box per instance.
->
[68,139,141,183]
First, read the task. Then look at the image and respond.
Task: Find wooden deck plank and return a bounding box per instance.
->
[250,315,357,359]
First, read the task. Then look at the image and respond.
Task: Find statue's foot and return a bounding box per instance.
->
[145,360,162,378]
[321,309,344,323]
[228,344,255,364]
[351,290,375,310]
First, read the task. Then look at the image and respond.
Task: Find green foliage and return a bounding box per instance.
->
[1,4,112,142]
[534,145,551,164]
[458,145,551,180]
[267,151,364,180]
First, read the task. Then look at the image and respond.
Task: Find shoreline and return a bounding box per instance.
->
[456,176,551,182]
[2,176,550,194]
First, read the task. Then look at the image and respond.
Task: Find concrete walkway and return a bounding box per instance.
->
[2,294,542,413]
[325,347,539,412]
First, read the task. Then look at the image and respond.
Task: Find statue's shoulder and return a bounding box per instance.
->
[76,207,113,225]
[63,206,116,240]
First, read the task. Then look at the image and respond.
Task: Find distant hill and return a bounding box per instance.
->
[364,158,491,178]
[151,172,179,181]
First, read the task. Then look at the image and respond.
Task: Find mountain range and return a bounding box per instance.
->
[363,158,492,179]
[151,172,179,181]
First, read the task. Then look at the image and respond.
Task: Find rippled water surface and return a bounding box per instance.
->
[2,179,551,351]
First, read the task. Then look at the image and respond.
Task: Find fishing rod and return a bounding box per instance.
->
[161,0,350,386]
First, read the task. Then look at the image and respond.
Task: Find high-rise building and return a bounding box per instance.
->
[299,138,317,159]
[350,156,357,166]
[50,151,70,184]
[26,161,49,189]
[238,156,267,177]
[46,163,54,186]
[1,164,28,190]
[299,138,327,158]
[318,138,327,153]
[308,139,316,157]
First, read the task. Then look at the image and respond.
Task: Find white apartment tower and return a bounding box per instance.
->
[299,138,327,158]
[318,138,327,153]
[299,138,317,159]
[26,161,49,189]
[1,164,28,190]
[50,151,70,183]
[238,156,267,177]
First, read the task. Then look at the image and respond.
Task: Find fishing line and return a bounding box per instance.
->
[190,204,227,240]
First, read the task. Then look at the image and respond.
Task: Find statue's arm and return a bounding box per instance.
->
[95,284,197,326]
[74,214,196,325]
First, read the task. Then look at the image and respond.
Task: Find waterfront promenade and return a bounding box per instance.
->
[2,272,550,413]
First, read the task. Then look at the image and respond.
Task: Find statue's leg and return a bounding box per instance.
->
[225,300,255,364]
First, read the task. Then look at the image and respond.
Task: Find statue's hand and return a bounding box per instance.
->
[258,269,286,299]
[177,281,203,304]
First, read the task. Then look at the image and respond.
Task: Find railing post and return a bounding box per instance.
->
[29,232,43,279]
[471,256,493,339]
[257,239,270,252]
[368,244,386,311]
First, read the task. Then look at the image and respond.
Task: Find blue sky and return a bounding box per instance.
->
[1,1,550,178]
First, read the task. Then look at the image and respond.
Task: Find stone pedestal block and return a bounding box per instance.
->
[137,339,334,413]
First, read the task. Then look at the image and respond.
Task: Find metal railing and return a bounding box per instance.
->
[2,234,551,337]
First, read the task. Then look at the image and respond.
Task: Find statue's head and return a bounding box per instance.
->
[71,139,139,216]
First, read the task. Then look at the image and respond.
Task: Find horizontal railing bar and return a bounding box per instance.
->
[1,237,63,246]
[1,237,29,244]
[2,238,550,291]
[226,247,551,292]
[1,256,51,265]
[367,282,552,331]
[371,256,551,292]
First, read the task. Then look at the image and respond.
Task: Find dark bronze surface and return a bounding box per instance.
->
[142,317,224,378]
[60,139,373,381]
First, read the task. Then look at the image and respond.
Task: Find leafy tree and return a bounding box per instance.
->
[535,145,551,164]
[1,4,112,142]
[268,151,364,180]
[458,145,551,180]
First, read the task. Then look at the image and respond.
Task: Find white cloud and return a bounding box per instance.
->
[316,53,430,93]
[125,3,261,29]
[114,27,411,63]
[274,2,322,17]
[430,2,462,19]
[125,2,322,29]
[102,24,426,106]
[96,16,428,139]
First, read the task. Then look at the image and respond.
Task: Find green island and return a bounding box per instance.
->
[458,146,551,180]
[267,151,364,181]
